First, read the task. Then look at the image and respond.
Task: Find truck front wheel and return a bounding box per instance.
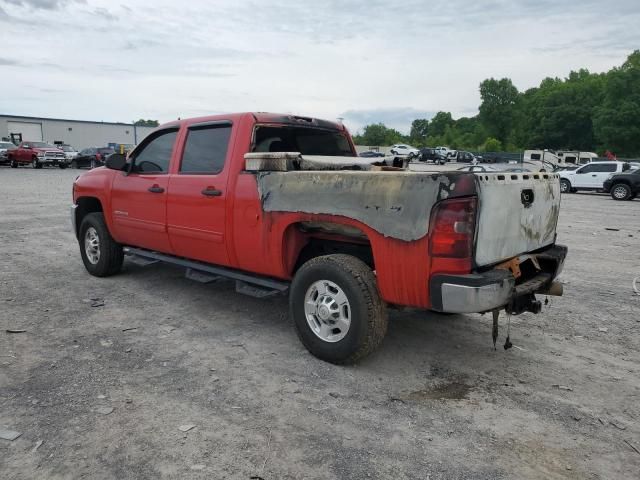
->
[290,254,388,364]
[560,179,572,193]
[78,212,124,277]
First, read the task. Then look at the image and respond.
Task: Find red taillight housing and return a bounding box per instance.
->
[96,153,102,161]
[429,197,477,259]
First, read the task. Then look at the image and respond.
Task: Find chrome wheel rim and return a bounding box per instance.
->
[560,181,568,192]
[84,227,100,264]
[304,280,351,343]
[612,186,627,199]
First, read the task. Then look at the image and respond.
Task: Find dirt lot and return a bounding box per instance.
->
[1,167,639,480]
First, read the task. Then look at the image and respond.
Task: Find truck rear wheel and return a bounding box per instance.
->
[79,212,124,277]
[290,254,388,364]
[611,183,631,201]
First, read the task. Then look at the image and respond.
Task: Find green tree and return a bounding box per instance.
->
[479,78,520,145]
[480,137,502,152]
[133,119,159,127]
[593,50,640,156]
[409,119,429,146]
[353,123,405,146]
[428,112,454,138]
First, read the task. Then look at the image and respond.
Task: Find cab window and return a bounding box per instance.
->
[130,129,178,174]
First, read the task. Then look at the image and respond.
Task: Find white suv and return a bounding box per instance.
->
[389,144,419,157]
[559,161,630,193]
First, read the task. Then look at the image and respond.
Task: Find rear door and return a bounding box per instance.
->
[166,120,233,266]
[110,128,178,253]
[591,163,617,187]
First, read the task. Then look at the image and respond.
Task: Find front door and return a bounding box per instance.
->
[110,128,179,253]
[166,121,233,266]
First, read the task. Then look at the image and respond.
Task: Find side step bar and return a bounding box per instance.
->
[124,247,289,298]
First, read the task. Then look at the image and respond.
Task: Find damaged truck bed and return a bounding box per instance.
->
[72,112,567,364]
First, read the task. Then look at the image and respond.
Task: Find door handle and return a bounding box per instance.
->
[201,187,222,197]
[148,185,164,193]
[592,174,597,177]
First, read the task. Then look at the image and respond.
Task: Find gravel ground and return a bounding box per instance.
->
[1,167,639,480]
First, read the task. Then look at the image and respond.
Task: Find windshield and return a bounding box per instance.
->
[60,145,74,152]
[253,126,354,156]
[29,142,55,148]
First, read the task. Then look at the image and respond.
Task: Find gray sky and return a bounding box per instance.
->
[0,0,638,134]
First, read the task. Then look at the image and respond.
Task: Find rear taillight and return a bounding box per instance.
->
[429,197,477,258]
[96,153,102,161]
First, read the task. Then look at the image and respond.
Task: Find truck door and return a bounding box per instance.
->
[572,164,594,187]
[110,128,179,253]
[166,121,233,266]
[591,163,617,187]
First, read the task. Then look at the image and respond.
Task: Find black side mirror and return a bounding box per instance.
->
[106,153,127,171]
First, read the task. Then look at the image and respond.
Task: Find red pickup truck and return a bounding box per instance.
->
[9,141,68,168]
[71,112,567,364]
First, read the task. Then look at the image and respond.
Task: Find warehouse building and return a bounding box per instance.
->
[0,114,155,150]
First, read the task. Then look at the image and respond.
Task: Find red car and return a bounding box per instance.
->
[8,141,68,169]
[71,112,567,364]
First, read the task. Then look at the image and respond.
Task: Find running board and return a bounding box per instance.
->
[123,247,289,296]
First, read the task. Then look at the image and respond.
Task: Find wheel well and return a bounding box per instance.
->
[286,221,375,274]
[75,197,103,236]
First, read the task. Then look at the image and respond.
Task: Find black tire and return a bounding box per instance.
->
[560,178,572,193]
[290,254,388,364]
[610,183,631,201]
[78,212,124,277]
[32,158,39,169]
[90,158,97,169]
[59,163,67,169]
[10,157,17,168]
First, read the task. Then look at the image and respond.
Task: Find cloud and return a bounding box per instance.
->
[0,0,638,126]
[2,0,84,9]
[341,108,438,134]
[0,57,21,66]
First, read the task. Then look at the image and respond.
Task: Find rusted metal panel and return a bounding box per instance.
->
[474,174,561,266]
[256,170,463,241]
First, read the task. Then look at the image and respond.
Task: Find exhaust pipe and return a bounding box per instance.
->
[540,281,563,297]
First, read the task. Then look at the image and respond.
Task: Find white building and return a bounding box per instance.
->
[0,114,156,150]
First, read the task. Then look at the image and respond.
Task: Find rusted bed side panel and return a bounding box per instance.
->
[256,171,473,242]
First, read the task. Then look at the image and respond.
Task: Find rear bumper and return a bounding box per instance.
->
[430,244,567,314]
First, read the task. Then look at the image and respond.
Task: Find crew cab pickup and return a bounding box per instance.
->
[8,141,68,169]
[71,112,567,364]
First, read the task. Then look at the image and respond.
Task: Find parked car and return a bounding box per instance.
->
[457,165,500,173]
[71,112,566,364]
[419,148,446,164]
[7,141,68,168]
[389,144,419,157]
[454,151,481,163]
[0,141,17,165]
[602,167,640,200]
[72,147,116,169]
[358,150,385,158]
[558,161,631,193]
[60,145,79,161]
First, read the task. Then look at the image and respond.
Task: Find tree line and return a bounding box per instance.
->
[352,50,640,157]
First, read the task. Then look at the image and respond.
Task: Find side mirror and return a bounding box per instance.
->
[106,153,127,171]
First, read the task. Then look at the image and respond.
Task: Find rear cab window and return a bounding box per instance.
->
[252,125,354,156]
